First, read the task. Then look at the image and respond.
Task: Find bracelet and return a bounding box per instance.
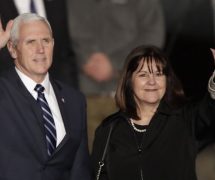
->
[208,71,215,92]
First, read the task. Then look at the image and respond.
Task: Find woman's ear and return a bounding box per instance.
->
[7,40,17,59]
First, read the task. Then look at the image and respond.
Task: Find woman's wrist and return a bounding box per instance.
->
[208,70,215,99]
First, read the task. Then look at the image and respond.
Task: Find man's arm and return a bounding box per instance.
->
[70,131,92,180]
[0,19,13,49]
[70,97,92,180]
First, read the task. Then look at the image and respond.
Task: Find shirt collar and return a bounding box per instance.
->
[15,67,51,95]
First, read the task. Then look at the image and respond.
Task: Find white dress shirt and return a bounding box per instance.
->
[15,67,66,146]
[13,0,47,18]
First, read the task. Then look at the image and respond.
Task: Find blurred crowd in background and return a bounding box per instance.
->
[0,0,215,179]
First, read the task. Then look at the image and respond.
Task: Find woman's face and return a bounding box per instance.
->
[131,59,166,107]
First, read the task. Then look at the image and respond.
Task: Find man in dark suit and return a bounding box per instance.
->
[0,13,91,180]
[0,0,77,87]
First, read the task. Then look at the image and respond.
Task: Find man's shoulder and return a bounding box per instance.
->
[52,79,83,94]
[0,68,17,87]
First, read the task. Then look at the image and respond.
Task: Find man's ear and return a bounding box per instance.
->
[7,41,17,59]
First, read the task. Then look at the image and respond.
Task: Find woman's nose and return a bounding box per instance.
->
[148,74,156,84]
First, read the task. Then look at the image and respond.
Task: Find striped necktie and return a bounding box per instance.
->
[34,84,56,156]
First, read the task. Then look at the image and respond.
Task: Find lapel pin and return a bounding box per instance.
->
[61,98,65,103]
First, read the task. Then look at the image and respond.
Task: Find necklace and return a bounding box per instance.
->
[130,119,147,133]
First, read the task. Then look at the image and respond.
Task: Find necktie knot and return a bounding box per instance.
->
[30,0,37,13]
[34,84,45,94]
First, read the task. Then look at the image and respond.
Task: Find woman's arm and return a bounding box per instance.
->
[208,49,215,98]
[194,49,215,149]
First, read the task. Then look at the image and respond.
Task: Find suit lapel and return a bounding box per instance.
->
[4,69,48,160]
[49,79,73,155]
[50,78,72,135]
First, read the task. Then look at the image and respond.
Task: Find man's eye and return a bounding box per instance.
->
[43,39,50,43]
[43,38,53,45]
[26,40,35,44]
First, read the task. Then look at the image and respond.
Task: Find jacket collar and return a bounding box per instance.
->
[118,100,172,149]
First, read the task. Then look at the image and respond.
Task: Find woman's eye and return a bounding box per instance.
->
[154,72,163,76]
[140,73,148,77]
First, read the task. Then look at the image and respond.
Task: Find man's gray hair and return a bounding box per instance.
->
[10,13,52,45]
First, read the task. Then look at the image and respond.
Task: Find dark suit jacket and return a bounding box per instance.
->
[0,68,91,180]
[0,0,78,87]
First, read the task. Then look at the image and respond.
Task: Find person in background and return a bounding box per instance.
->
[0,0,77,87]
[196,143,215,180]
[0,13,91,180]
[91,45,215,180]
[67,0,165,150]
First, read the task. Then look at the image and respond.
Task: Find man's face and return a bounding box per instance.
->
[10,20,54,83]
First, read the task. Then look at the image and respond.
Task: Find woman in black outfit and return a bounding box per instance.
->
[91,45,215,180]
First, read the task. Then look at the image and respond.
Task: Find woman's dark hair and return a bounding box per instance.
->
[115,45,186,119]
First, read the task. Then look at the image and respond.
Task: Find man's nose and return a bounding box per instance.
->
[36,41,45,53]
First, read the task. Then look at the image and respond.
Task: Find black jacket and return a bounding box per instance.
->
[91,95,215,180]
